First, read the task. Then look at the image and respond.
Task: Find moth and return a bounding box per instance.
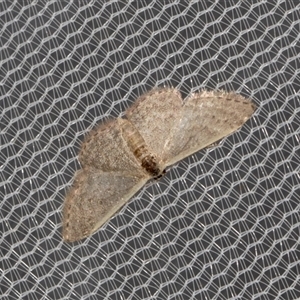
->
[62,88,256,242]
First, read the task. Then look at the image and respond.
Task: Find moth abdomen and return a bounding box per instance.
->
[118,118,161,176]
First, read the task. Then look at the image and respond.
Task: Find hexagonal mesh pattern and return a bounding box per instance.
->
[1,1,300,299]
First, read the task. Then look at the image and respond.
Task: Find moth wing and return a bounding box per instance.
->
[62,168,150,242]
[126,88,182,159]
[163,91,256,166]
[79,118,142,175]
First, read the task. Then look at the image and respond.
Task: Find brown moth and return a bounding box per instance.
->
[62,88,256,242]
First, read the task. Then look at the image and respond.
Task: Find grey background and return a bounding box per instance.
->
[1,1,300,299]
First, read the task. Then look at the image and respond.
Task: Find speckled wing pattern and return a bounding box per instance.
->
[62,87,256,242]
[78,118,145,174]
[126,88,182,158]
[63,119,150,242]
[163,90,256,166]
[63,169,148,242]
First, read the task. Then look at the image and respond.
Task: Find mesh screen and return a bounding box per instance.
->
[1,1,300,299]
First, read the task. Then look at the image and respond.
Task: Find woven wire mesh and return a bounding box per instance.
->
[1,1,300,299]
